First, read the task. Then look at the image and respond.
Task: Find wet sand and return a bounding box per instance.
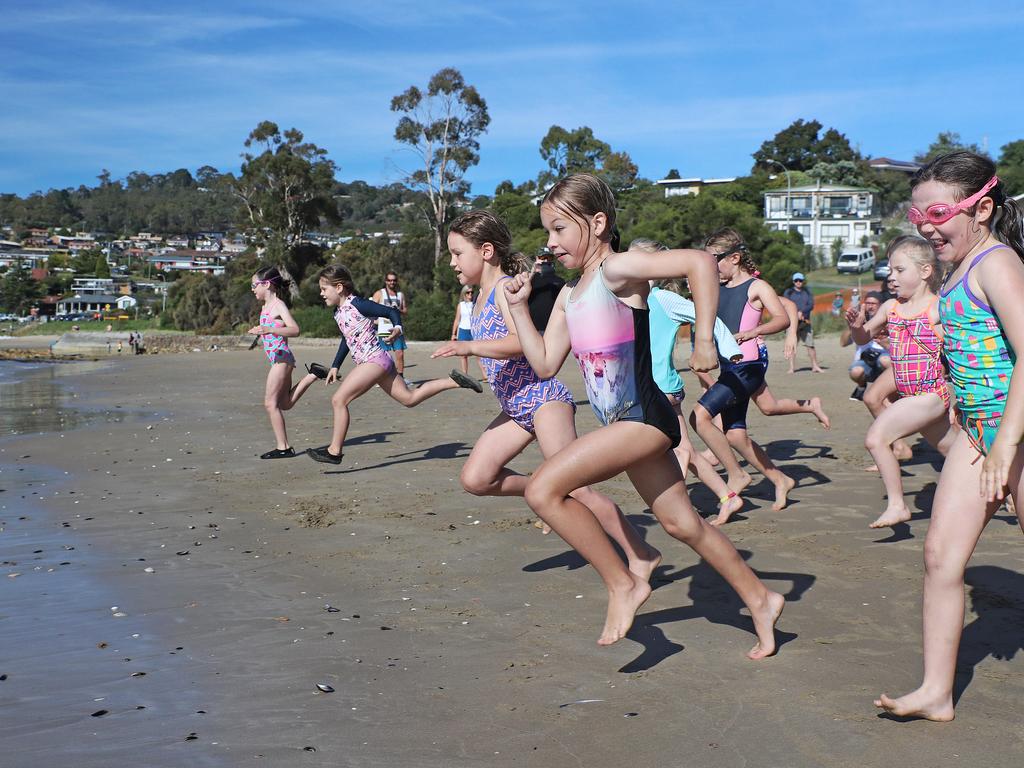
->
[2,337,1023,767]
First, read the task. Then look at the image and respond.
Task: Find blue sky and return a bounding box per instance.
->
[3,1,1023,196]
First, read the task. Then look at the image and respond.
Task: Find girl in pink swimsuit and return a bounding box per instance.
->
[504,174,784,658]
[248,266,322,460]
[847,236,957,528]
[306,264,482,465]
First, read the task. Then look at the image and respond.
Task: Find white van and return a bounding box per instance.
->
[836,247,875,274]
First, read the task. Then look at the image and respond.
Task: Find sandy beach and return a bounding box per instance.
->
[2,336,1023,767]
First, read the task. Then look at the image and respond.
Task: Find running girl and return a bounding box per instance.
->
[307,264,482,465]
[876,151,1024,721]
[248,266,324,460]
[432,210,662,578]
[689,228,795,520]
[505,174,784,656]
[847,236,957,528]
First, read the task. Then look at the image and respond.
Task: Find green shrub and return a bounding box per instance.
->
[291,305,339,338]
[404,290,455,341]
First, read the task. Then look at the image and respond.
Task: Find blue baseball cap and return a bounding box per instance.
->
[792,272,806,281]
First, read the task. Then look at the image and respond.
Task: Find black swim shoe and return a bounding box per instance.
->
[449,370,483,393]
[260,447,296,459]
[307,446,343,464]
[305,362,330,380]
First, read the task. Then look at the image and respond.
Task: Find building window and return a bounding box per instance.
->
[821,223,849,240]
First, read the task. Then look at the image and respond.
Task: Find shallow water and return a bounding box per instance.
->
[0,360,146,437]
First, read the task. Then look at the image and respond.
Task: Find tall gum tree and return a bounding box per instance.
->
[391,68,489,283]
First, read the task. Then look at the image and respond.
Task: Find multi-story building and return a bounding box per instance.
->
[763,183,881,263]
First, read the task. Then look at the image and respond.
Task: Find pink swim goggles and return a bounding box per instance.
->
[907,175,999,225]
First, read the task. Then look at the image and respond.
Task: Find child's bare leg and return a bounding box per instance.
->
[535,402,661,580]
[382,371,460,406]
[326,364,384,455]
[264,363,294,449]
[875,433,1011,721]
[753,384,830,429]
[625,453,784,659]
[863,370,912,462]
[282,372,319,410]
[865,394,947,528]
[669,407,740,523]
[525,425,666,645]
[725,429,795,512]
[691,406,751,494]
[459,354,470,375]
[459,414,534,497]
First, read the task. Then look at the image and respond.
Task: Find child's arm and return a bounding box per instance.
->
[504,275,572,378]
[778,295,799,359]
[352,297,403,338]
[735,281,789,343]
[846,299,891,346]
[653,289,743,363]
[604,247,720,371]
[975,250,1024,500]
[433,285,528,362]
[274,302,301,338]
[329,337,350,381]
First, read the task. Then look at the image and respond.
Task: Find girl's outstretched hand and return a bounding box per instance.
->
[326,367,339,384]
[247,325,267,336]
[844,306,861,327]
[980,438,1014,502]
[689,338,719,373]
[503,272,533,306]
[431,341,469,359]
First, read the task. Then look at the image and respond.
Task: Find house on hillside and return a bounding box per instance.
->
[147,250,225,275]
[868,157,921,174]
[763,183,881,262]
[56,293,137,315]
[655,176,737,198]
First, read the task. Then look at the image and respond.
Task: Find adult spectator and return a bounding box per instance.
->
[528,251,565,333]
[782,272,823,373]
[373,272,410,385]
[840,290,890,400]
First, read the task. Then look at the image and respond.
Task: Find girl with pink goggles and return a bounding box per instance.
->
[907,175,999,225]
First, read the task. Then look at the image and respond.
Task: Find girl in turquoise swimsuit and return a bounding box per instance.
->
[876,152,1024,722]
[505,174,784,658]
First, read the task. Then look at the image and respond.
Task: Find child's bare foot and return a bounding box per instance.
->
[710,492,744,526]
[862,463,879,472]
[874,689,954,722]
[627,546,662,584]
[893,441,913,462]
[811,366,824,373]
[701,448,720,467]
[533,518,552,535]
[810,397,831,429]
[727,471,752,495]
[771,474,796,511]
[747,590,785,659]
[869,503,912,529]
[597,576,652,646]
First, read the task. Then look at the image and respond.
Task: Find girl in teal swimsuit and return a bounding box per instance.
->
[876,152,1024,722]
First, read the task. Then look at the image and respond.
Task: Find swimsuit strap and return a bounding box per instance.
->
[940,243,1012,297]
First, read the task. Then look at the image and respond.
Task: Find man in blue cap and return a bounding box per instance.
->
[783,272,823,373]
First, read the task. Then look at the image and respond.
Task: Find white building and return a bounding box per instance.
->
[655,177,737,198]
[763,183,880,263]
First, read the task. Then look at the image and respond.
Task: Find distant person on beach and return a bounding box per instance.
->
[783,272,823,373]
[135,331,145,354]
[449,285,475,375]
[876,152,1024,722]
[528,250,565,333]
[372,272,410,385]
[431,210,661,565]
[306,264,481,466]
[248,266,323,460]
[504,174,783,656]
[831,291,844,317]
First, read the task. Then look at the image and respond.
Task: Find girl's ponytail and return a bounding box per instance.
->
[994,197,1024,262]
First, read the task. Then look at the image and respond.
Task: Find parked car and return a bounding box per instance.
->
[873,259,891,280]
[836,247,876,274]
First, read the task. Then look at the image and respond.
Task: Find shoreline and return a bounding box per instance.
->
[2,339,1023,766]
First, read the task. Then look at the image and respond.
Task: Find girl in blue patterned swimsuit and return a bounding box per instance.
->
[432,210,662,575]
[876,152,1024,722]
[504,175,783,656]
[248,266,322,460]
